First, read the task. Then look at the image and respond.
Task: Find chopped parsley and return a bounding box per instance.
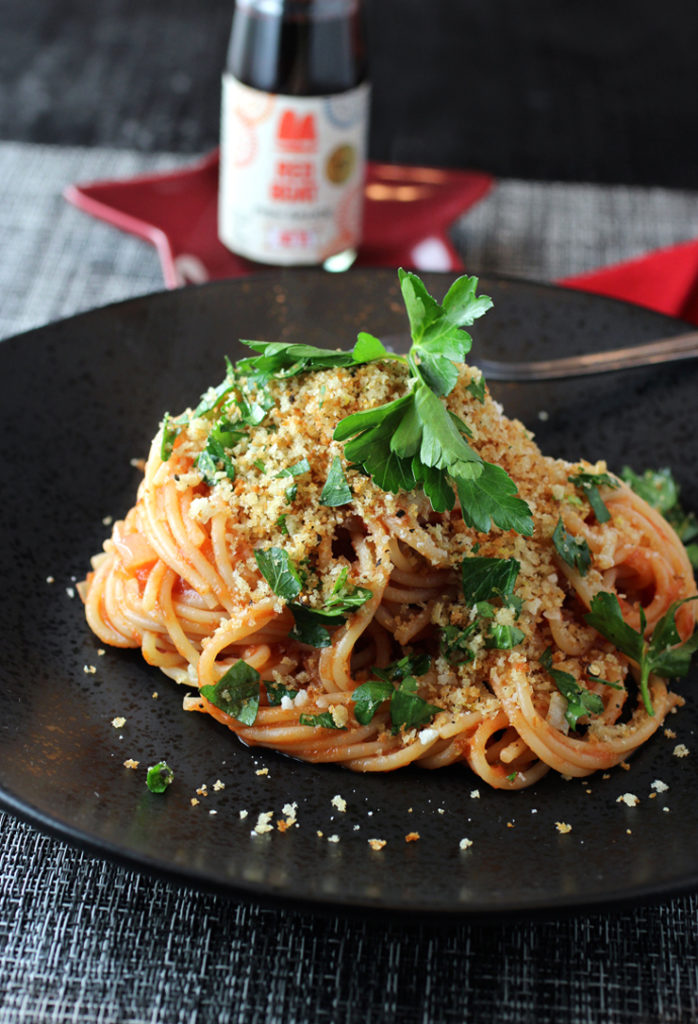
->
[485,622,525,649]
[352,654,440,732]
[461,555,519,606]
[568,470,619,523]
[324,567,373,612]
[265,680,298,706]
[254,549,371,647]
[440,555,524,659]
[145,761,175,794]
[275,458,311,481]
[440,622,478,663]
[319,456,352,507]
[254,547,303,601]
[540,648,604,730]
[299,711,345,730]
[552,517,591,576]
[160,413,180,461]
[199,660,261,725]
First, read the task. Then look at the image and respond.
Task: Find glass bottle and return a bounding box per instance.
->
[218,0,370,269]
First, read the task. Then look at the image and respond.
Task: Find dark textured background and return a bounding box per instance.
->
[1,0,697,187]
[1,4,698,1022]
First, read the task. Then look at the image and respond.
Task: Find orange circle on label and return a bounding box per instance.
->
[325,144,357,184]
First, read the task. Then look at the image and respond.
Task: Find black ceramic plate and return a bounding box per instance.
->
[1,270,697,917]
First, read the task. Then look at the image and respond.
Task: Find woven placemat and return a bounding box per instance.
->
[2,141,698,1024]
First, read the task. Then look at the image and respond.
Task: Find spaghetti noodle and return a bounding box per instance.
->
[81,282,698,790]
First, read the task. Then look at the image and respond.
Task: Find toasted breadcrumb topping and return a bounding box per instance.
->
[156,360,641,757]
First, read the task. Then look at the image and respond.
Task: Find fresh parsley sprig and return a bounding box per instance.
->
[584,592,698,715]
[236,271,533,535]
[236,335,392,382]
[337,271,532,532]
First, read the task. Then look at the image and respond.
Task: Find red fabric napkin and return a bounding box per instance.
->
[561,239,698,326]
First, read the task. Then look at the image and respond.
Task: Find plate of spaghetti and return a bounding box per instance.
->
[1,268,697,916]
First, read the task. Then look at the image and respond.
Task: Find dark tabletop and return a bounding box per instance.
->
[1,0,697,188]
[1,3,698,1023]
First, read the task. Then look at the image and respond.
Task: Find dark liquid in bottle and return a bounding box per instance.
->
[228,0,367,96]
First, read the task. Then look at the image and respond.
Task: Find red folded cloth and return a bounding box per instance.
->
[561,239,698,326]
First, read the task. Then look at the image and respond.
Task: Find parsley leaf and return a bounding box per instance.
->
[584,592,645,662]
[255,550,371,647]
[466,374,486,404]
[288,604,343,647]
[552,517,591,576]
[455,462,534,535]
[444,555,525,657]
[264,680,298,705]
[197,427,238,484]
[440,623,478,663]
[199,660,261,725]
[390,675,442,731]
[319,456,352,507]
[299,711,346,730]
[461,555,520,605]
[254,547,303,601]
[145,761,175,794]
[325,567,373,612]
[352,679,394,724]
[193,361,237,418]
[160,413,181,462]
[237,341,357,379]
[275,457,311,481]
[353,331,389,363]
[621,465,678,513]
[374,652,432,681]
[289,569,373,646]
[485,623,525,649]
[351,653,437,727]
[540,648,604,730]
[568,470,619,523]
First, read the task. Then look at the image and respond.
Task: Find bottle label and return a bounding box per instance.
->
[218,75,370,265]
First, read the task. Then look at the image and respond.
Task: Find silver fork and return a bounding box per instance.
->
[476,330,698,381]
